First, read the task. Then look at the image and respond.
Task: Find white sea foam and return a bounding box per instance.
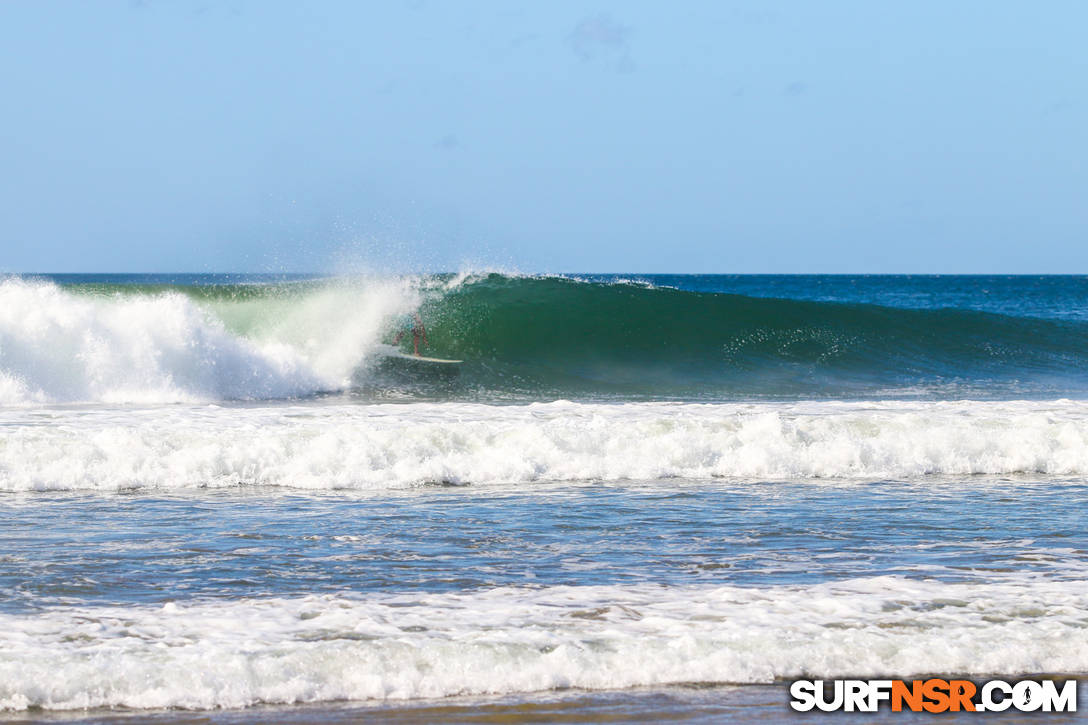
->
[1,576,1084,711]
[2,400,1088,491]
[0,278,420,405]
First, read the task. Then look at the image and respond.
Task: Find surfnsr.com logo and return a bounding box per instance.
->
[789,679,1077,713]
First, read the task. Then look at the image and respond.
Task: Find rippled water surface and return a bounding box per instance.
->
[3,478,1087,613]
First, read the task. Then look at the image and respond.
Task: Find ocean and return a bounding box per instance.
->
[1,273,1086,723]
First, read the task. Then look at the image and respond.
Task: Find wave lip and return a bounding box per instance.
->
[3,400,1088,491]
[1,576,1085,711]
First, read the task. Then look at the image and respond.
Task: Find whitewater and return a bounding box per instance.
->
[0,276,423,404]
[1,273,1087,722]
[4,400,1088,491]
[4,578,1087,711]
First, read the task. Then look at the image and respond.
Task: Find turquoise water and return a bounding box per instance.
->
[0,274,1086,720]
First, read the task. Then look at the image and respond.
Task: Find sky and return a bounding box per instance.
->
[1,0,1086,273]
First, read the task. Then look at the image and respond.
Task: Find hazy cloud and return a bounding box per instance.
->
[509,32,539,50]
[784,81,808,97]
[568,13,633,71]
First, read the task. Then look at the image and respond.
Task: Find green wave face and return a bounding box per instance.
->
[420,274,1088,399]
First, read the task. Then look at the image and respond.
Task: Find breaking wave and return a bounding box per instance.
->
[2,273,1088,404]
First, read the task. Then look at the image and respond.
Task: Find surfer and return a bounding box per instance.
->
[394,312,428,356]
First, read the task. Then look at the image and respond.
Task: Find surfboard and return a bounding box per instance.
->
[376,351,463,379]
[383,352,462,365]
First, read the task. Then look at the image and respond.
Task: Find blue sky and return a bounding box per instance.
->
[1,0,1086,273]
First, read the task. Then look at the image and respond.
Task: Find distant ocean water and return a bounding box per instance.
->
[1,274,1086,722]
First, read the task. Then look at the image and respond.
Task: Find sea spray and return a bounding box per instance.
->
[0,277,422,404]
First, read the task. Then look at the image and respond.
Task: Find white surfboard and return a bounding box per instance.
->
[383,352,462,365]
[376,351,463,379]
